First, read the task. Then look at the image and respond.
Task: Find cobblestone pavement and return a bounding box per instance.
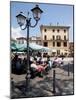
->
[11,63,74,98]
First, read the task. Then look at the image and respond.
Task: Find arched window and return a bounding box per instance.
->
[44,35,47,40]
[57,42,61,47]
[52,29,55,32]
[64,29,66,33]
[44,29,47,32]
[53,35,55,40]
[57,29,60,33]
[64,35,66,40]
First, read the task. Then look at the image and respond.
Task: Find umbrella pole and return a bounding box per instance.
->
[42,52,43,58]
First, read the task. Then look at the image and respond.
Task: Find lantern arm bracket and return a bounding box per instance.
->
[30,20,38,28]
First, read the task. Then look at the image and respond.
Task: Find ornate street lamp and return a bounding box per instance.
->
[16,5,43,93]
[31,5,43,21]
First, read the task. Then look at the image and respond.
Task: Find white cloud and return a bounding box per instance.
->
[11,27,23,39]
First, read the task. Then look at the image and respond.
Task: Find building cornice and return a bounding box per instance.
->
[40,25,70,29]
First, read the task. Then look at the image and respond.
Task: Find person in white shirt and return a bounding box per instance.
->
[53,57,63,67]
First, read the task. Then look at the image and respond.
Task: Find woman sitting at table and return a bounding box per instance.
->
[30,60,46,77]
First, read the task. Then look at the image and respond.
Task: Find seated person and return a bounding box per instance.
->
[48,60,53,69]
[30,61,38,78]
[31,61,44,72]
[15,58,22,74]
[44,61,51,72]
[36,63,45,77]
[37,57,42,64]
[53,57,63,67]
[36,62,45,72]
[30,61,44,77]
[30,61,38,71]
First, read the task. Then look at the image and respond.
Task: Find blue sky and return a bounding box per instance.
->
[11,1,73,42]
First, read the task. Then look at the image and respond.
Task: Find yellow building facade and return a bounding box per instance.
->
[40,25,70,56]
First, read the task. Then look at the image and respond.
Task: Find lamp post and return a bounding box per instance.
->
[52,63,56,95]
[16,5,43,92]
